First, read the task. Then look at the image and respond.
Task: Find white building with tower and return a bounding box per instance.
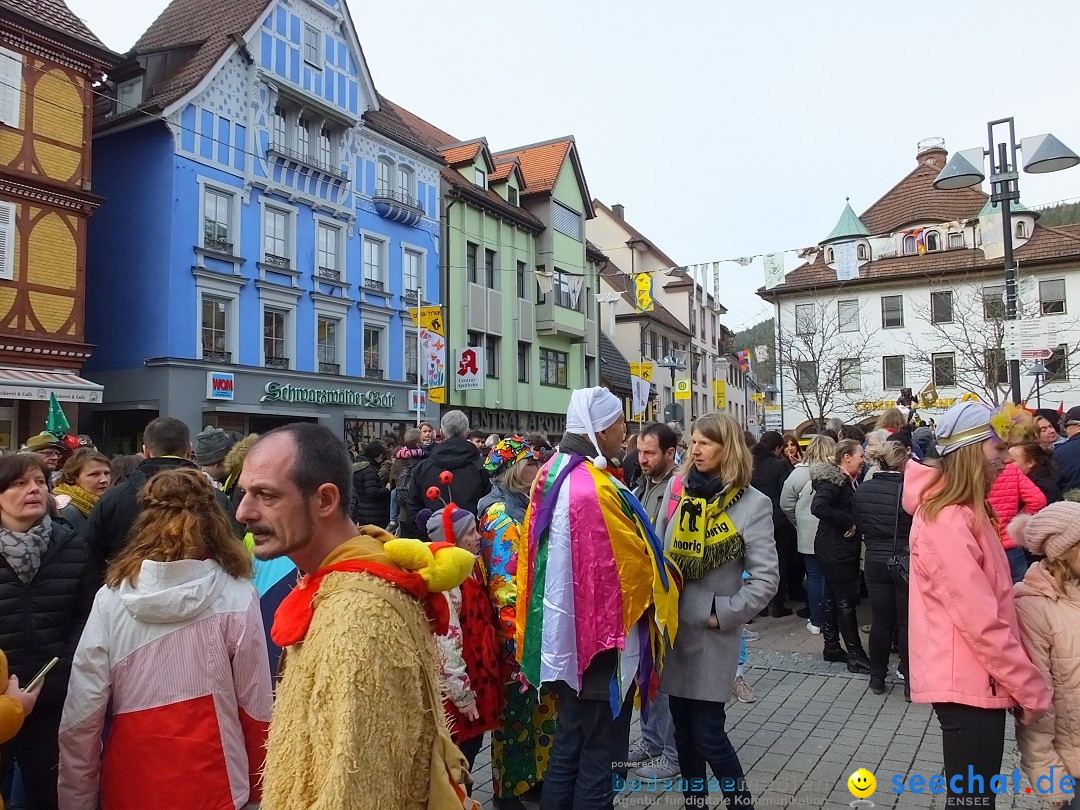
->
[759,139,1080,435]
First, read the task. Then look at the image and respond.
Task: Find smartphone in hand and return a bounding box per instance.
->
[25,657,58,692]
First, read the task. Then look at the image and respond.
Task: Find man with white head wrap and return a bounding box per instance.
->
[516,388,681,810]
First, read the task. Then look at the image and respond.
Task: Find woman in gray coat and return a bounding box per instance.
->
[656,412,779,810]
[779,435,836,636]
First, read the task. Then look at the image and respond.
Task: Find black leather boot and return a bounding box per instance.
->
[837,596,871,674]
[821,593,845,662]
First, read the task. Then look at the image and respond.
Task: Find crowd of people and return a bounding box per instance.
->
[0,394,1078,808]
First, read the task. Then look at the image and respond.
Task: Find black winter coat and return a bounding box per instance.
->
[751,454,794,536]
[851,470,911,566]
[406,438,490,540]
[350,460,390,528]
[0,517,96,710]
[1028,468,1064,505]
[810,462,859,564]
[83,457,238,573]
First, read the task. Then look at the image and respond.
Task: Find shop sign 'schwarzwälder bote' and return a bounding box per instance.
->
[260,381,397,409]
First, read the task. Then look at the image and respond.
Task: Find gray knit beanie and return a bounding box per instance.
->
[194,426,234,466]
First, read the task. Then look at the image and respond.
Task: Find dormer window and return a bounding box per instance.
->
[1016,221,1028,239]
[117,77,143,113]
[508,186,518,206]
[926,231,940,251]
[474,168,486,189]
[856,244,867,260]
[826,248,834,263]
[903,235,917,255]
[949,232,965,249]
[304,25,322,66]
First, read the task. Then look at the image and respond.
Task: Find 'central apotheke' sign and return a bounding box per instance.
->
[260,381,396,409]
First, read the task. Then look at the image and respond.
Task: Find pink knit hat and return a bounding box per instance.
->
[1013,502,1080,561]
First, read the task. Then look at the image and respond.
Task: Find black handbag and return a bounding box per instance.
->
[886,480,909,585]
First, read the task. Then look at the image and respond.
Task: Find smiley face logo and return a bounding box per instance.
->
[847,768,876,798]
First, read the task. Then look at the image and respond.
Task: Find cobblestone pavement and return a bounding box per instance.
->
[469,610,1047,809]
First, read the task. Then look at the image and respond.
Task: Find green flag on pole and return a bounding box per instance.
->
[46,393,70,437]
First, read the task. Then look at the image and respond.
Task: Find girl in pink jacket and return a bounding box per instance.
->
[906,401,1051,809]
[988,458,1046,583]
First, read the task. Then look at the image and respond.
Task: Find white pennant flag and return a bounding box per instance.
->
[834,241,859,281]
[631,376,650,416]
[763,252,786,289]
[568,274,584,309]
[712,261,721,300]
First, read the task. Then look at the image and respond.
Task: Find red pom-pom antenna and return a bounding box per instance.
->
[62,435,79,450]
[425,486,442,502]
[439,470,454,485]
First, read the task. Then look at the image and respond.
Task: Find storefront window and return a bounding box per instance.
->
[344,419,409,457]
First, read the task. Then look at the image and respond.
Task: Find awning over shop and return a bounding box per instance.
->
[0,367,103,404]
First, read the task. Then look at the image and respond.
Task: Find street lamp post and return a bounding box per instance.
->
[933,119,1079,404]
[657,354,686,428]
[1025,360,1049,410]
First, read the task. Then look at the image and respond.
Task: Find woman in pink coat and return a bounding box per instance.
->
[905,401,1051,809]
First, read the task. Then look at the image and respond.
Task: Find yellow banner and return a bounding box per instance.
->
[629,362,654,383]
[713,380,727,409]
[633,273,654,312]
[674,378,691,400]
[751,392,765,404]
[408,306,445,404]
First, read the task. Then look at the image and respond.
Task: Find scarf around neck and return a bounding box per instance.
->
[53,483,98,517]
[670,471,746,581]
[0,515,53,584]
[477,481,529,524]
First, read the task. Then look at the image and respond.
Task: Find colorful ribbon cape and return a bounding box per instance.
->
[514,452,681,714]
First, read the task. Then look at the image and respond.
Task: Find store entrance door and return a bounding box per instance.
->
[0,401,16,452]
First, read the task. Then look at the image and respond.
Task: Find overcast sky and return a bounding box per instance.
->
[70,0,1080,331]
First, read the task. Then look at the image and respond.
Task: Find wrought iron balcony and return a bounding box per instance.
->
[263,253,290,269]
[373,187,424,227]
[405,370,418,384]
[202,350,231,363]
[267,144,346,178]
[364,368,384,380]
[363,278,385,292]
[319,362,340,375]
[265,356,289,369]
[402,288,419,302]
[316,266,340,281]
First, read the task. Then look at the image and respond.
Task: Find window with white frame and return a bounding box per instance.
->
[840,358,861,392]
[363,237,384,290]
[982,284,1006,320]
[838,299,859,333]
[948,232,965,249]
[202,187,232,253]
[403,249,421,297]
[272,105,287,150]
[404,330,418,383]
[0,200,13,280]
[201,295,230,362]
[825,248,834,263]
[508,186,518,206]
[857,244,867,260]
[933,352,956,387]
[376,158,393,195]
[795,303,815,335]
[397,165,413,204]
[552,201,582,240]
[297,116,310,156]
[931,290,954,324]
[304,24,322,66]
[317,317,340,374]
[1040,278,1067,315]
[881,295,904,328]
[474,167,486,188]
[903,235,917,255]
[926,231,940,251]
[883,356,905,389]
[263,308,288,368]
[263,206,290,267]
[116,77,142,114]
[540,348,568,387]
[316,223,340,280]
[363,326,383,378]
[0,48,22,128]
[318,127,334,167]
[796,360,818,391]
[1017,221,1028,239]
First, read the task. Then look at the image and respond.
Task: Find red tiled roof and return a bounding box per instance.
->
[0,0,109,52]
[440,166,543,233]
[490,157,517,182]
[859,147,987,235]
[441,140,484,166]
[492,138,571,194]
[762,223,1080,296]
[380,96,458,149]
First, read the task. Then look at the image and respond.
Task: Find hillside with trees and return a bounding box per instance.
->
[732,318,775,384]
[1036,201,1080,228]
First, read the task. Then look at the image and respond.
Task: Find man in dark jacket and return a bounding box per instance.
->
[349,440,390,528]
[1055,406,1080,495]
[751,432,796,617]
[83,417,236,571]
[405,411,489,540]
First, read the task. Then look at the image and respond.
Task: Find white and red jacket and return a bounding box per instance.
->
[58,559,273,810]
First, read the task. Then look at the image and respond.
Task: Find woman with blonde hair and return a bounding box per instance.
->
[905,401,1050,809]
[59,468,272,810]
[781,434,837,635]
[876,407,908,434]
[53,449,111,534]
[655,412,779,809]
